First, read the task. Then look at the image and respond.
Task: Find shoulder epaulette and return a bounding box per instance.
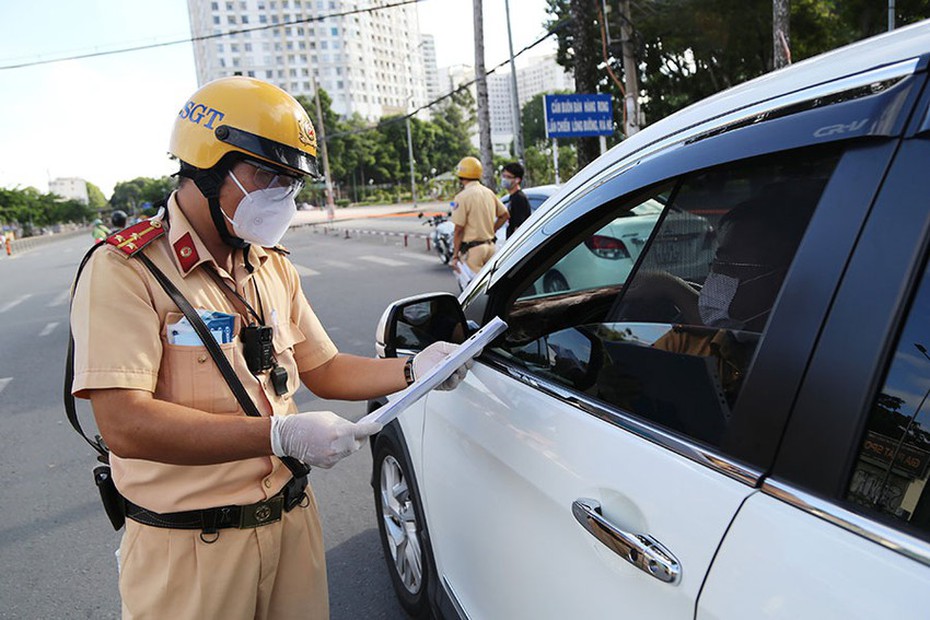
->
[269,244,290,255]
[105,219,166,257]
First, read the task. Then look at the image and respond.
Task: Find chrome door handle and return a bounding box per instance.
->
[572,498,681,584]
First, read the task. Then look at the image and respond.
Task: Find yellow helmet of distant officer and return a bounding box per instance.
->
[455,156,483,181]
[169,76,320,179]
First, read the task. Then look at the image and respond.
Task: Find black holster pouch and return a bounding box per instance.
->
[282,474,309,511]
[93,463,126,531]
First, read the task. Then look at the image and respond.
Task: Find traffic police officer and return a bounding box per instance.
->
[69,77,470,619]
[449,156,509,274]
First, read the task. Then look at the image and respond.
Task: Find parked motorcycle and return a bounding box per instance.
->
[420,212,455,264]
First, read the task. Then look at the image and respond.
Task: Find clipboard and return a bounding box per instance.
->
[360,316,508,426]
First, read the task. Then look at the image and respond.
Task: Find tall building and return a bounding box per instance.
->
[515,53,574,108]
[186,0,427,120]
[486,54,574,155]
[49,178,88,204]
[420,34,440,104]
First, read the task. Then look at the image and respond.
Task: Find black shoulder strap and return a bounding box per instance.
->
[64,241,111,460]
[134,253,310,478]
[64,241,309,478]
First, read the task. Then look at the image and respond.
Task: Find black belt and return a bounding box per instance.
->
[460,238,495,252]
[125,475,308,540]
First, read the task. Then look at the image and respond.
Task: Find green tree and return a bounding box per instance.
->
[545,0,930,131]
[0,186,93,234]
[428,88,477,176]
[110,177,176,214]
[86,182,108,212]
[524,142,576,186]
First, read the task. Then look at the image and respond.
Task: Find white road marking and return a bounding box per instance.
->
[0,378,11,395]
[49,290,70,307]
[323,259,355,269]
[0,294,31,313]
[405,253,444,263]
[359,255,408,267]
[39,322,59,337]
[292,264,320,277]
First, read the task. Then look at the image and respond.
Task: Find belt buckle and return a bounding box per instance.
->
[239,496,284,529]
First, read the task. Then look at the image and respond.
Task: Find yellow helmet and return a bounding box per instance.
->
[455,156,483,180]
[169,77,320,178]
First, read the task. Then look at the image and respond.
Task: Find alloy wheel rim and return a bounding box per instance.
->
[380,454,423,594]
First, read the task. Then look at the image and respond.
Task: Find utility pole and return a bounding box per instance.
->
[773,0,791,70]
[504,0,524,165]
[889,0,896,31]
[473,0,494,189]
[618,0,642,137]
[406,112,417,208]
[312,77,335,218]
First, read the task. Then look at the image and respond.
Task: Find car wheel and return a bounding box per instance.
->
[543,270,569,293]
[373,429,433,618]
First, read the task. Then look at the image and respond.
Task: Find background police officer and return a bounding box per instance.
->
[69,77,471,619]
[450,156,509,275]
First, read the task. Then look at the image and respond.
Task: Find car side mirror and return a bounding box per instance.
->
[376,292,469,358]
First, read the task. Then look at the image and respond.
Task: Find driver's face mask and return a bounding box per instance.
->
[698,263,781,329]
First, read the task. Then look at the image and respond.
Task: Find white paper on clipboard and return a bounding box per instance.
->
[360,316,508,426]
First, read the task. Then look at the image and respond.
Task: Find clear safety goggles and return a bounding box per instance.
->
[242,159,305,199]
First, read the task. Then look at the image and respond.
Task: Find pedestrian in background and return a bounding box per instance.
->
[68,76,474,619]
[501,162,530,239]
[450,156,509,277]
[91,218,110,243]
[110,209,128,230]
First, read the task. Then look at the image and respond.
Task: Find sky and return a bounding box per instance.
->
[0,0,557,197]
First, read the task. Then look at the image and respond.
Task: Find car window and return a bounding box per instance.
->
[518,194,673,298]
[497,146,842,450]
[528,195,549,212]
[846,258,930,537]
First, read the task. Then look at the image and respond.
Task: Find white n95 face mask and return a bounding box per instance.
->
[225,171,297,247]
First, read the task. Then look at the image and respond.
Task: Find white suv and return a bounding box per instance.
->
[370,21,930,619]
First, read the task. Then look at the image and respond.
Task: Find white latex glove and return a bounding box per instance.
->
[412,341,479,391]
[270,411,383,469]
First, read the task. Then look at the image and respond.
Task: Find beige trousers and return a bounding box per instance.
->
[463,242,496,272]
[118,488,328,620]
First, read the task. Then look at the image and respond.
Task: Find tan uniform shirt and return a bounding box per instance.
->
[70,193,338,513]
[451,180,507,243]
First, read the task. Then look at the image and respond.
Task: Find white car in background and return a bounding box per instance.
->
[522,194,716,295]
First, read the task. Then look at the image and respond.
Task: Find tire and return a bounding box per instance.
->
[373,428,434,618]
[543,270,570,293]
[438,240,451,264]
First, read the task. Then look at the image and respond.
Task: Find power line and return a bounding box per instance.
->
[0,0,424,71]
[326,18,569,140]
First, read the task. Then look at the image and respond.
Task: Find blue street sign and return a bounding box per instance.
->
[544,94,614,138]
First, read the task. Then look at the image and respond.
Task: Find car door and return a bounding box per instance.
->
[697,120,930,618]
[417,134,897,618]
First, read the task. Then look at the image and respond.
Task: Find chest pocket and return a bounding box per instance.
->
[156,312,242,414]
[272,320,305,396]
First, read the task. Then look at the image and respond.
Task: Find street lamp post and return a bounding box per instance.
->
[406,96,417,209]
[504,0,524,165]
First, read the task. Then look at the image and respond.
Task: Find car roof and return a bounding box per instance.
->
[549,19,930,206]
[474,20,930,296]
[523,184,559,197]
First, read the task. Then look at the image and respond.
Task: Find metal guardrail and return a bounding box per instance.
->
[4,228,90,256]
[306,223,433,250]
